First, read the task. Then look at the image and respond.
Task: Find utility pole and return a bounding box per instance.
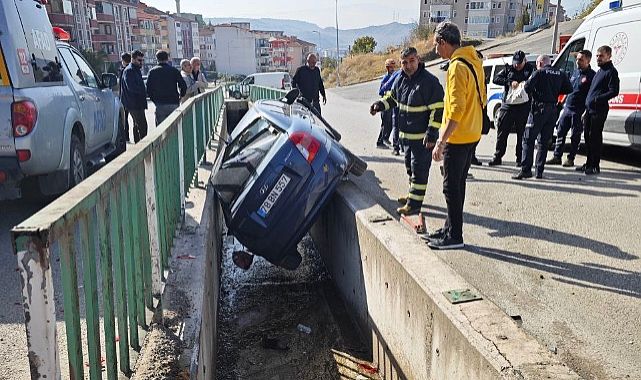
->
[551,0,560,53]
[335,0,340,87]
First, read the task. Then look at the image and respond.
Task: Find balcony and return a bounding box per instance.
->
[92,34,117,42]
[96,13,115,23]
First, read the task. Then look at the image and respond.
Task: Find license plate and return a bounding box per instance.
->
[257,174,290,218]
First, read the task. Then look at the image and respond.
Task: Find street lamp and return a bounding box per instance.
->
[335,0,340,87]
[312,30,321,55]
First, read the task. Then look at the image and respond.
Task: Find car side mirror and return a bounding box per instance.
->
[102,73,118,89]
[282,88,300,105]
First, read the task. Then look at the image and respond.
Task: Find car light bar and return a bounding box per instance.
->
[289,131,320,164]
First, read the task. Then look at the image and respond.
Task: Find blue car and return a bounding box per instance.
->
[211,91,366,269]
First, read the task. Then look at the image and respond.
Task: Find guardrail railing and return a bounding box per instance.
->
[249,85,287,101]
[11,87,224,380]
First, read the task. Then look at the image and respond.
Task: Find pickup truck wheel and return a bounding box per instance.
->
[69,135,86,188]
[343,147,367,176]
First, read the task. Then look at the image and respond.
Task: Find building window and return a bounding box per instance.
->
[492,2,497,8]
[464,17,468,23]
[465,3,469,9]
[498,2,502,7]
[453,10,457,17]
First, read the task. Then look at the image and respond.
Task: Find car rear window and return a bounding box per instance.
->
[226,117,277,158]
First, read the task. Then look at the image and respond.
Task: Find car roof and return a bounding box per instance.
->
[253,99,314,130]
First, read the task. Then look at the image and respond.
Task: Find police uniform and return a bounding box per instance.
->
[490,51,535,166]
[516,64,572,178]
[374,62,444,212]
[551,65,596,163]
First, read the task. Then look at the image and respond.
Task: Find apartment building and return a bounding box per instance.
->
[213,24,258,75]
[93,1,138,63]
[419,0,552,38]
[199,26,216,70]
[46,0,96,51]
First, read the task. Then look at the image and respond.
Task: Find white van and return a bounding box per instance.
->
[552,0,641,148]
[230,72,292,99]
[483,54,555,125]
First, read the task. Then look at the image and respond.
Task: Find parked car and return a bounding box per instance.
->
[211,89,366,269]
[0,0,125,200]
[229,72,293,99]
[553,0,641,149]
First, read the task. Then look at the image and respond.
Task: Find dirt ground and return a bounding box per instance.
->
[216,235,381,380]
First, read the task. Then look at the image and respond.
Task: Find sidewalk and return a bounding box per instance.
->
[323,84,641,380]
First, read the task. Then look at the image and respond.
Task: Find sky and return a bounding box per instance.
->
[143,0,586,29]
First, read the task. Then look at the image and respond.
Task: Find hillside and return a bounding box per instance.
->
[205,17,413,52]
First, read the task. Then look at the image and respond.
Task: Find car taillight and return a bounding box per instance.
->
[12,101,38,137]
[17,150,31,162]
[289,131,320,164]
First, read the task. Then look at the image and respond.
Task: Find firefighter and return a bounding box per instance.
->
[370,47,444,215]
[513,55,572,180]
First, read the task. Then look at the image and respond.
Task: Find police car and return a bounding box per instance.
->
[483,54,556,126]
[0,0,125,200]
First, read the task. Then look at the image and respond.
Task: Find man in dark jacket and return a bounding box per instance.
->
[513,55,572,180]
[370,47,444,215]
[121,50,148,143]
[488,50,535,167]
[547,49,596,167]
[376,59,400,149]
[578,45,620,175]
[146,50,187,125]
[118,52,131,142]
[292,53,326,114]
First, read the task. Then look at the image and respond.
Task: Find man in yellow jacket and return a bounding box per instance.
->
[427,21,485,250]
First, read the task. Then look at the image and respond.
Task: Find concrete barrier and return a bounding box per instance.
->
[311,182,580,380]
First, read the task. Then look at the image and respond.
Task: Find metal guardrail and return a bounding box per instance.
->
[249,85,287,101]
[11,87,225,380]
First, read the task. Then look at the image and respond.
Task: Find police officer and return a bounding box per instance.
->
[488,50,535,167]
[370,47,444,215]
[547,50,595,167]
[513,55,572,180]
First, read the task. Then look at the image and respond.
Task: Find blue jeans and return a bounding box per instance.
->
[553,108,583,160]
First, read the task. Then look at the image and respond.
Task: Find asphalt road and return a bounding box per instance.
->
[324,72,641,379]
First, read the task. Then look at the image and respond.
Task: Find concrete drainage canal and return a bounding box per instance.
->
[215,232,380,380]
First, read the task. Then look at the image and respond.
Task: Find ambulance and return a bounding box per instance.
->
[552,0,641,148]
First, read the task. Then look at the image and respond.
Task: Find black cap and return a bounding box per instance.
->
[513,50,526,64]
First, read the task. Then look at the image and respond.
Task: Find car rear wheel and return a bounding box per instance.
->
[69,134,86,188]
[343,147,367,176]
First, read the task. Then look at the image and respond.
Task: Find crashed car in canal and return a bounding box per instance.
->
[211,90,367,270]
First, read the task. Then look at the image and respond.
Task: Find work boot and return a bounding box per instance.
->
[420,228,446,241]
[396,204,420,216]
[575,164,587,172]
[397,195,408,205]
[562,158,574,167]
[488,157,502,166]
[546,156,562,165]
[471,156,482,166]
[585,167,599,175]
[376,142,388,149]
[392,148,400,156]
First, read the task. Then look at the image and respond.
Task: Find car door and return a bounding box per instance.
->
[70,49,114,147]
[58,47,99,149]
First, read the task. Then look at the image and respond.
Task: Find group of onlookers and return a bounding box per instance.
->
[369,20,621,250]
[118,50,210,143]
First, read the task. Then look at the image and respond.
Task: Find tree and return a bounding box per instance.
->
[80,49,108,75]
[351,36,377,55]
[578,0,603,18]
[515,11,530,32]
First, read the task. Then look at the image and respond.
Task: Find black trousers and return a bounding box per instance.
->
[129,108,148,143]
[377,109,393,144]
[403,139,433,207]
[553,108,584,160]
[312,100,322,116]
[123,109,130,141]
[442,142,475,241]
[584,112,608,169]
[521,103,557,175]
[493,103,529,163]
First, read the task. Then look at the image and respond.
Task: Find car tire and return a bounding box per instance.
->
[344,147,367,176]
[69,134,86,189]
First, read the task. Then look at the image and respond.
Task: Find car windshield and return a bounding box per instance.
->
[227,117,274,158]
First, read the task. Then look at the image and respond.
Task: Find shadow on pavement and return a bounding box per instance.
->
[429,205,637,261]
[465,244,641,299]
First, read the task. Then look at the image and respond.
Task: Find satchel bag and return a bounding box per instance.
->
[452,58,491,135]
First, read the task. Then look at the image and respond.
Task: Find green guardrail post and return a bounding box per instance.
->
[81,210,103,380]
[97,199,118,380]
[110,186,130,374]
[120,178,139,350]
[59,229,84,380]
[131,165,146,329]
